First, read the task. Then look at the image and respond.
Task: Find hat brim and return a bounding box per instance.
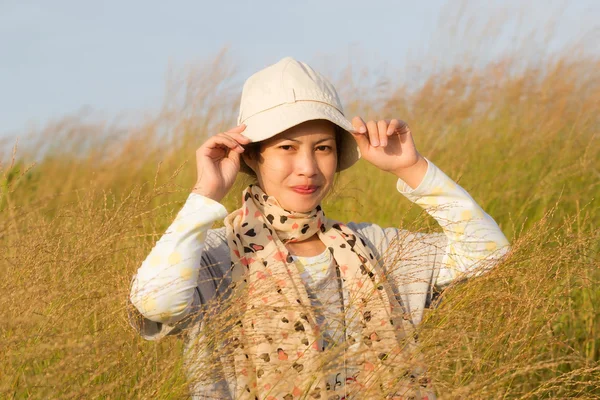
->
[239,101,360,174]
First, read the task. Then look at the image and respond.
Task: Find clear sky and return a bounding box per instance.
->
[1,0,598,138]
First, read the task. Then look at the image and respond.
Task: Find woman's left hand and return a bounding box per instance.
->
[350,117,423,174]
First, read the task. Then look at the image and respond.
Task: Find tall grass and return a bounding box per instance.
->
[1,34,599,400]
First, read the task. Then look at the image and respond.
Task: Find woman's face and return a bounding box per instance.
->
[245,119,338,213]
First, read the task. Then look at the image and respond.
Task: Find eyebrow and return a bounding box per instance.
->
[281,137,335,144]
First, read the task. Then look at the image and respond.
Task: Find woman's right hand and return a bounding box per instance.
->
[192,124,251,202]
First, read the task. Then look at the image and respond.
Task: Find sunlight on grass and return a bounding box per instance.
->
[1,14,599,400]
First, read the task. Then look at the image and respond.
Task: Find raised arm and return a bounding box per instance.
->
[129,123,250,331]
[347,117,510,324]
[348,117,510,281]
[129,194,227,325]
[350,156,509,323]
[395,157,510,286]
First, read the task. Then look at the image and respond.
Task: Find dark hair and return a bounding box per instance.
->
[242,121,343,178]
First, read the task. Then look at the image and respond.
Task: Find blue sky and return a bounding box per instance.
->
[1,0,598,138]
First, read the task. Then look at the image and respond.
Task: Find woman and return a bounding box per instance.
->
[129,57,510,399]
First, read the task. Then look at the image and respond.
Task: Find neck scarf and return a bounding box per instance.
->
[223,185,434,399]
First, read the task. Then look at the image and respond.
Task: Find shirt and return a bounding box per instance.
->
[292,250,344,348]
[292,250,354,392]
[128,157,511,399]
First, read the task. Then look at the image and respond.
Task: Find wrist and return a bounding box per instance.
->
[393,155,428,190]
[191,184,224,203]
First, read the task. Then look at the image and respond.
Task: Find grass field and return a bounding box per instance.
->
[1,43,599,398]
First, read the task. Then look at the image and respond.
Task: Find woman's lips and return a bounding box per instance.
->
[291,185,319,194]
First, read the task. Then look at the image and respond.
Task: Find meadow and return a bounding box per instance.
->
[1,46,598,398]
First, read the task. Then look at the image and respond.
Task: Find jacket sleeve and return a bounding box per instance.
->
[350,157,510,295]
[349,157,510,325]
[394,157,511,288]
[129,193,228,332]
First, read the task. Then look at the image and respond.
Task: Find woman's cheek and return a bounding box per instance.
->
[260,158,288,180]
[320,156,337,181]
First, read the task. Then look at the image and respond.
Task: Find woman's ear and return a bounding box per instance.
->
[242,152,257,174]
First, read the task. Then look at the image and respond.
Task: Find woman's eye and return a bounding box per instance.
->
[316,145,332,151]
[279,145,293,150]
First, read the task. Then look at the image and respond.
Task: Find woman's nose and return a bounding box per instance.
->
[295,151,318,176]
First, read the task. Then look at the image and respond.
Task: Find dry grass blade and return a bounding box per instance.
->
[1,14,599,400]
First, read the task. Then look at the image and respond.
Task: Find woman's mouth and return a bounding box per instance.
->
[291,185,319,195]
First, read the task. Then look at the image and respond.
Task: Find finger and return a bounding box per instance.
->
[226,124,247,134]
[208,134,245,153]
[351,116,367,134]
[221,131,252,146]
[387,119,409,136]
[225,127,252,144]
[399,125,412,144]
[377,120,389,147]
[226,145,242,163]
[386,119,400,136]
[219,134,246,154]
[231,133,252,144]
[349,128,370,150]
[366,120,379,147]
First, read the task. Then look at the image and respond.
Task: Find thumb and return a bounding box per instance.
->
[226,145,242,166]
[349,118,369,152]
[350,130,370,152]
[350,115,370,151]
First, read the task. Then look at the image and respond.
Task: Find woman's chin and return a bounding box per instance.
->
[281,195,321,213]
[286,203,317,213]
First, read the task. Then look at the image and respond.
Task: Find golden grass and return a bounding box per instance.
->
[1,43,599,399]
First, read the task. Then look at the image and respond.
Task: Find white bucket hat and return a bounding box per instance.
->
[237,57,360,173]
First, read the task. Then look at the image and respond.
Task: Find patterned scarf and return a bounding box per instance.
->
[223,185,434,399]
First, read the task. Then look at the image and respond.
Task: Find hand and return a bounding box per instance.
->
[350,117,423,174]
[192,124,251,202]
